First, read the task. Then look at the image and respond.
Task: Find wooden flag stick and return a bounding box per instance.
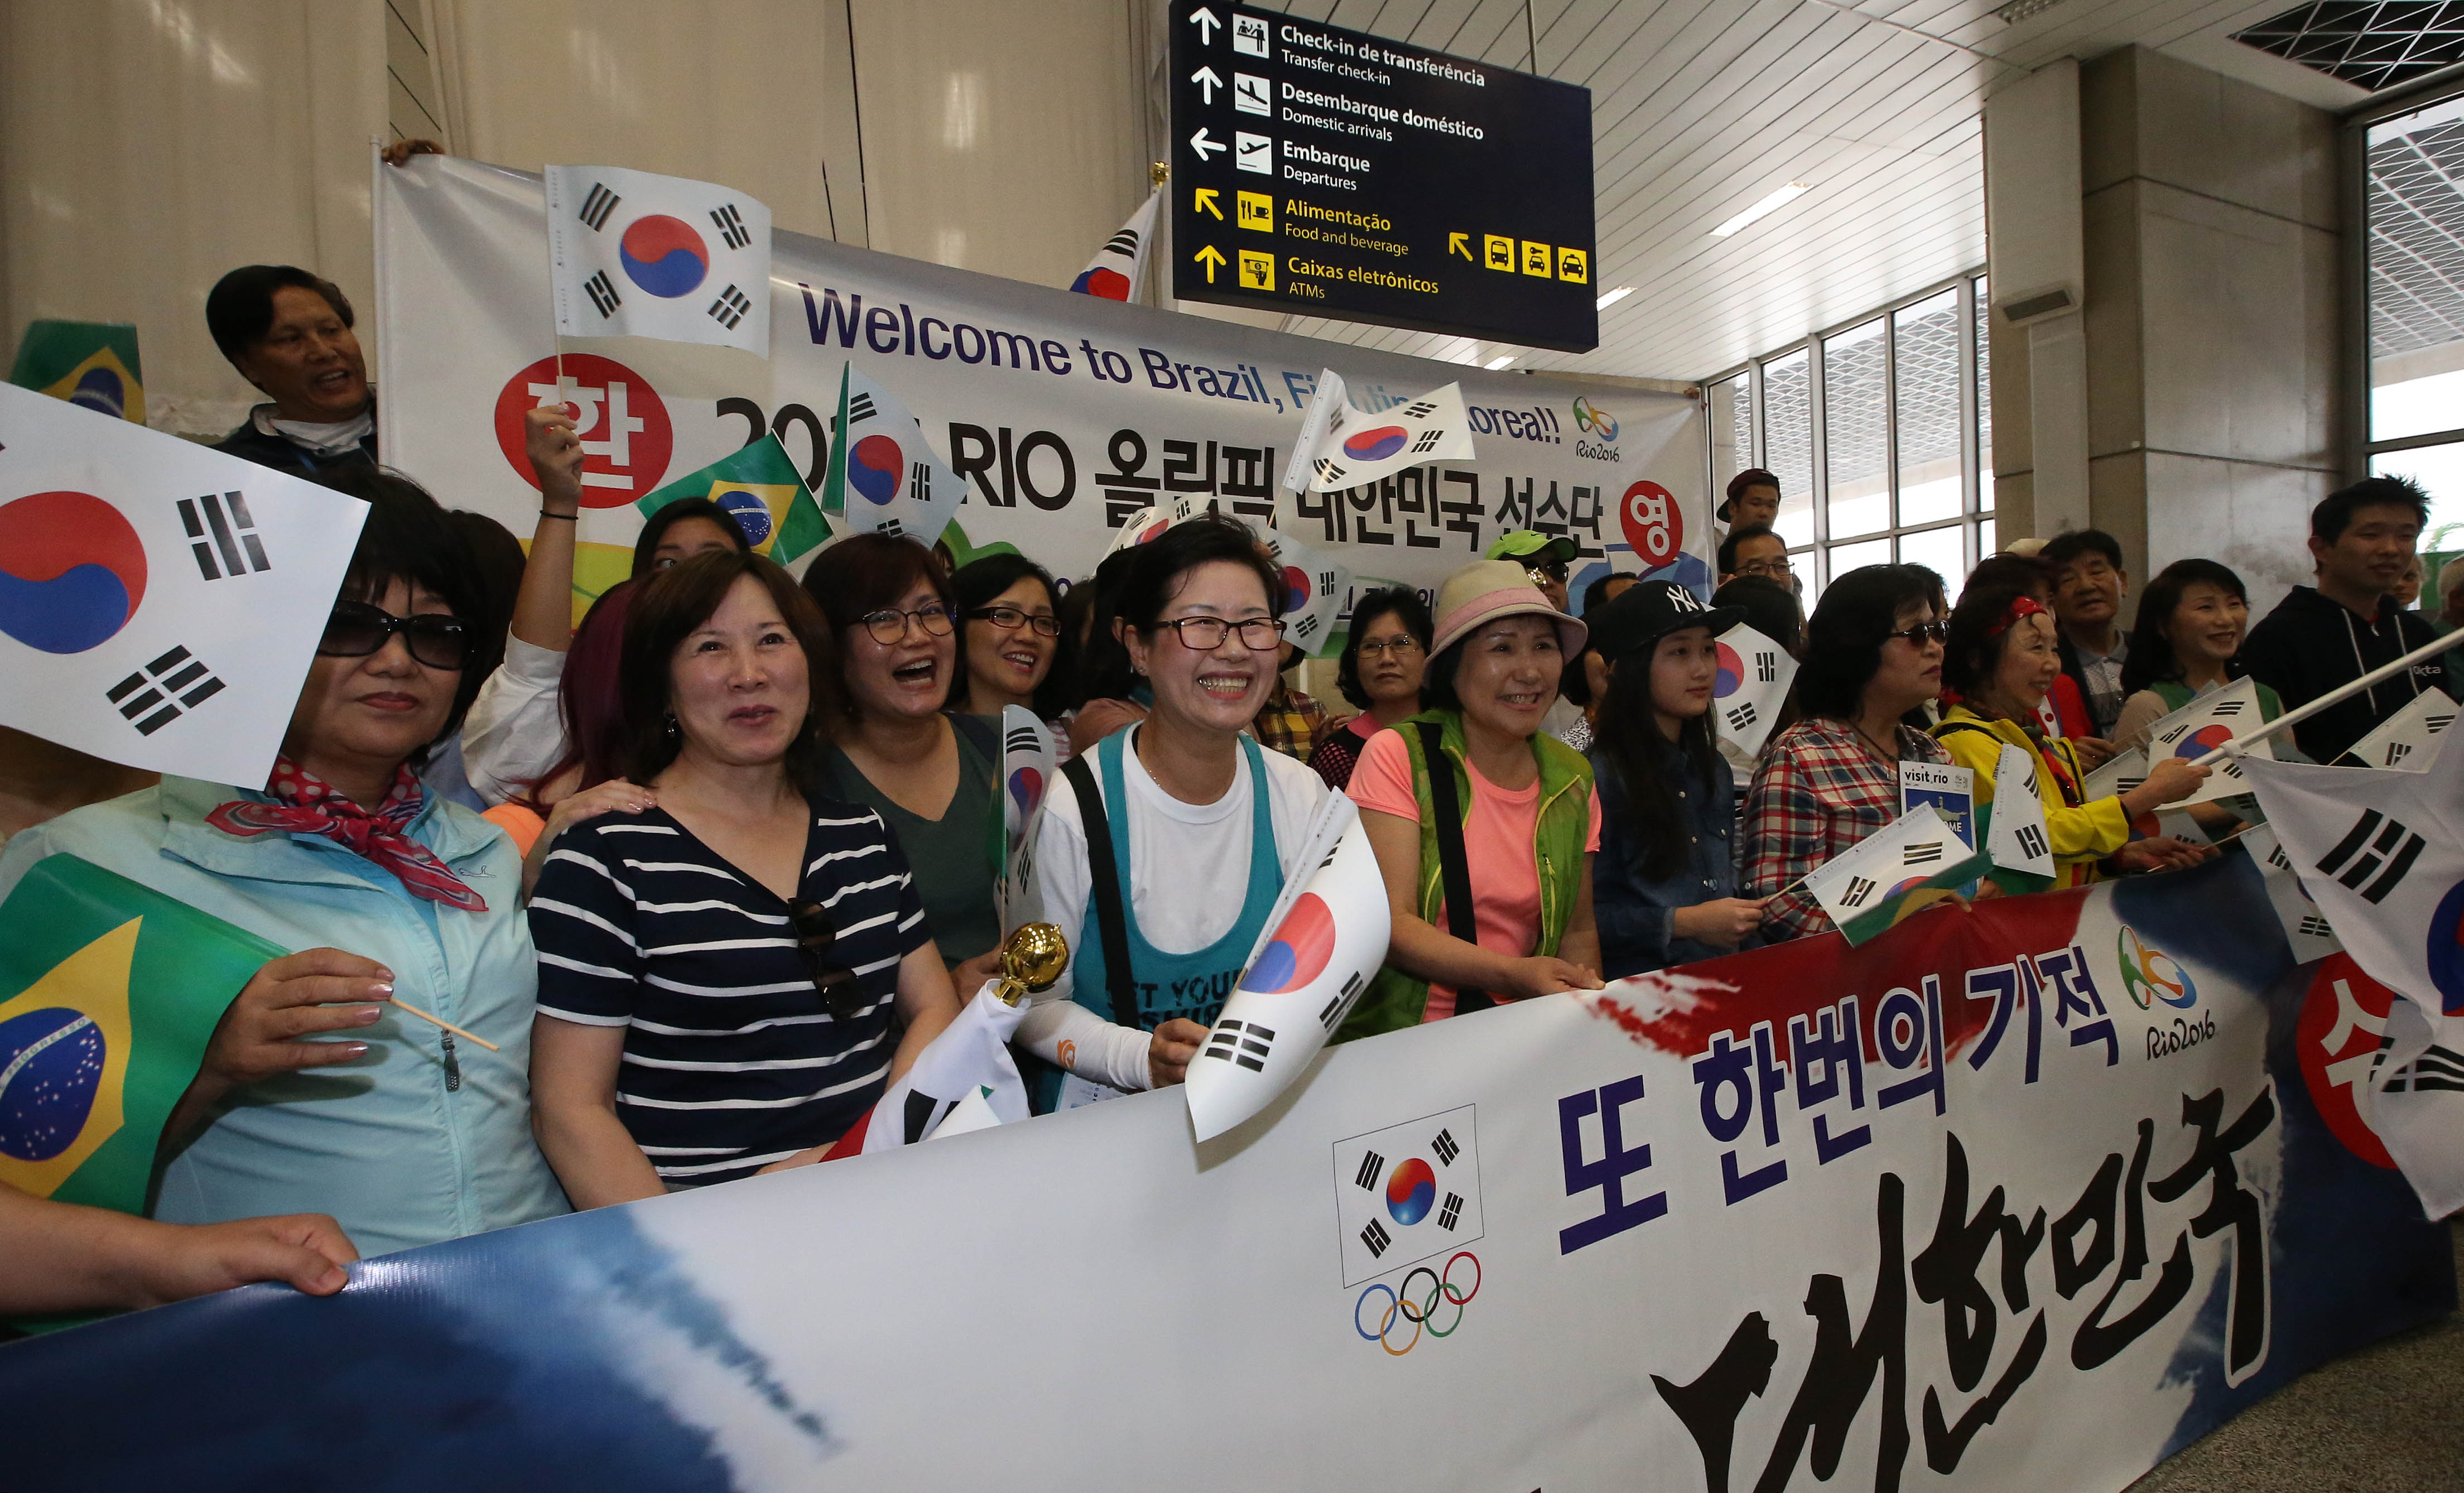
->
[384,996,502,1052]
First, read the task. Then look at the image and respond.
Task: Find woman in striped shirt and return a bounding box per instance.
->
[526,551,960,1202]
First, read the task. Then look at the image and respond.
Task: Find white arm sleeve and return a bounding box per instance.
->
[459,635,571,806]
[1012,773,1154,1092]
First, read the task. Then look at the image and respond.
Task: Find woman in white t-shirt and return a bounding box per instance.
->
[1017,516,1331,1109]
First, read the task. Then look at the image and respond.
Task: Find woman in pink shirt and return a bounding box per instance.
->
[1339,560,1604,1035]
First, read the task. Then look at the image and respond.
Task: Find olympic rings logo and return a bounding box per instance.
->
[1353,1251,1482,1355]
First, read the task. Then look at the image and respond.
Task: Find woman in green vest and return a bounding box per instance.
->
[2113,557,2292,835]
[1341,560,1604,1038]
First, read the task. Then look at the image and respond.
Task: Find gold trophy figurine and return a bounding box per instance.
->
[993,922,1068,1008]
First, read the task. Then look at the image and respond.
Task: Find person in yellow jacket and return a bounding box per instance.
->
[1933,582,2211,889]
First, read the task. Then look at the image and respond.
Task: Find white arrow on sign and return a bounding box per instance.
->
[1191,65,1223,104]
[1188,127,1225,161]
[1190,6,1220,44]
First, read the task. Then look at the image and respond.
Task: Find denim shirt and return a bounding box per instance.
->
[1590,737,1748,977]
[0,777,569,1258]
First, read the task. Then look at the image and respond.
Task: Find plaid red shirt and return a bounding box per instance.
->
[1250,679,1332,762]
[1743,715,1951,941]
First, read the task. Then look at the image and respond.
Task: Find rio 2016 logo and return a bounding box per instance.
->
[2116,925,2196,1010]
[1571,397,1618,441]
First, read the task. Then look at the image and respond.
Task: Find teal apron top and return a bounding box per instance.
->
[1037,728,1283,1108]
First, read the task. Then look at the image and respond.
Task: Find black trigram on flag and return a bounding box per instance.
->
[107,646,224,735]
[2212,699,2246,716]
[1755,650,1779,683]
[578,182,621,230]
[1437,1192,1464,1230]
[710,203,752,249]
[1903,840,1945,866]
[2014,825,2049,861]
[908,462,933,502]
[874,518,906,541]
[583,271,621,317]
[1003,724,1042,757]
[1318,969,1364,1031]
[1312,457,1348,484]
[2266,841,2294,872]
[1410,429,1445,454]
[1354,1150,1384,1190]
[2427,712,2455,734]
[1099,228,1139,258]
[1725,702,1758,731]
[1292,611,1322,642]
[2317,810,2426,904]
[2384,742,2415,767]
[2387,1044,2464,1095]
[1360,1219,1393,1258]
[708,285,753,329]
[1432,1128,1460,1166]
[838,392,878,431]
[177,492,270,581]
[2297,914,2335,940]
[1202,1019,1274,1072]
[1839,875,1878,909]
[1400,401,1437,419]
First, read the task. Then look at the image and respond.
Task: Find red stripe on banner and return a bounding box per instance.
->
[819,1106,873,1162]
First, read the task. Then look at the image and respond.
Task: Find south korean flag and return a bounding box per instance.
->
[819,362,964,550]
[1710,621,1794,759]
[1278,368,1476,496]
[545,165,772,356]
[0,384,366,786]
[2241,823,2343,965]
[2135,676,2275,808]
[2342,686,2455,772]
[1253,522,1352,658]
[1331,1105,1484,1287]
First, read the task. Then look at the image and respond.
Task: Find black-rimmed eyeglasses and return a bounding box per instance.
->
[317,601,474,671]
[1152,616,1288,651]
[969,605,1061,637]
[856,604,956,646]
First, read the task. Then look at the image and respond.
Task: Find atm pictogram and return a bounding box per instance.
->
[1238,249,1276,291]
[1236,190,1274,233]
[1484,234,1514,272]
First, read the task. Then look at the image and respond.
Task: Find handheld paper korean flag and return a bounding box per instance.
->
[545,165,772,355]
[0,855,281,1213]
[2342,685,2455,770]
[1284,374,1476,493]
[1069,188,1158,301]
[1105,505,1173,557]
[1257,522,1351,658]
[1805,805,1988,946]
[1982,744,2056,894]
[2138,677,2274,807]
[824,979,1033,1158]
[999,707,1056,933]
[2082,745,2152,832]
[1711,622,1794,756]
[818,363,961,548]
[9,320,143,425]
[1187,794,1390,1141]
[0,383,368,784]
[636,434,830,566]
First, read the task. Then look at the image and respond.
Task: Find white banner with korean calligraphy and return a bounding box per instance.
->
[373,155,1711,643]
[6,856,2447,1491]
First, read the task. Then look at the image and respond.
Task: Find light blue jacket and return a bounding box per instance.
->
[0,777,568,1257]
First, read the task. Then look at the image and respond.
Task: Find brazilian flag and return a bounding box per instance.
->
[8,319,145,425]
[0,855,276,1215]
[637,432,831,567]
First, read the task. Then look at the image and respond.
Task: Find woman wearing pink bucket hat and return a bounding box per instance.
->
[1337,560,1604,1037]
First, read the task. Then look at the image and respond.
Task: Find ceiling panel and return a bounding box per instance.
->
[1239,0,2319,378]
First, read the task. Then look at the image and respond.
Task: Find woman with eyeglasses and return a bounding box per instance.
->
[801,535,1009,992]
[1336,559,1604,1038]
[1743,564,1963,942]
[0,471,567,1256]
[1307,585,1433,791]
[1934,582,2212,889]
[1015,516,1332,1106]
[527,551,960,1203]
[949,553,1064,726]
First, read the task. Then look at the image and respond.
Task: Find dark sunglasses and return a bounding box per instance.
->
[788,899,867,1019]
[1886,620,1952,647]
[969,605,1062,638]
[318,600,474,671]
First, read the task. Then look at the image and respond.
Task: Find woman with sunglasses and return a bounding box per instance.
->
[1934,583,2211,889]
[1015,516,1332,1106]
[527,551,959,1203]
[949,553,1064,726]
[1307,585,1433,791]
[801,536,1009,992]
[1743,565,1963,942]
[0,472,567,1256]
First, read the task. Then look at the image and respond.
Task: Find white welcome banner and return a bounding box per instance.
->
[6,861,2448,1492]
[373,155,1710,633]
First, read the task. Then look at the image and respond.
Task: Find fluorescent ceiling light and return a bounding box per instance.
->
[1711,182,1812,238]
[1484,355,1517,370]
[1595,286,1635,310]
